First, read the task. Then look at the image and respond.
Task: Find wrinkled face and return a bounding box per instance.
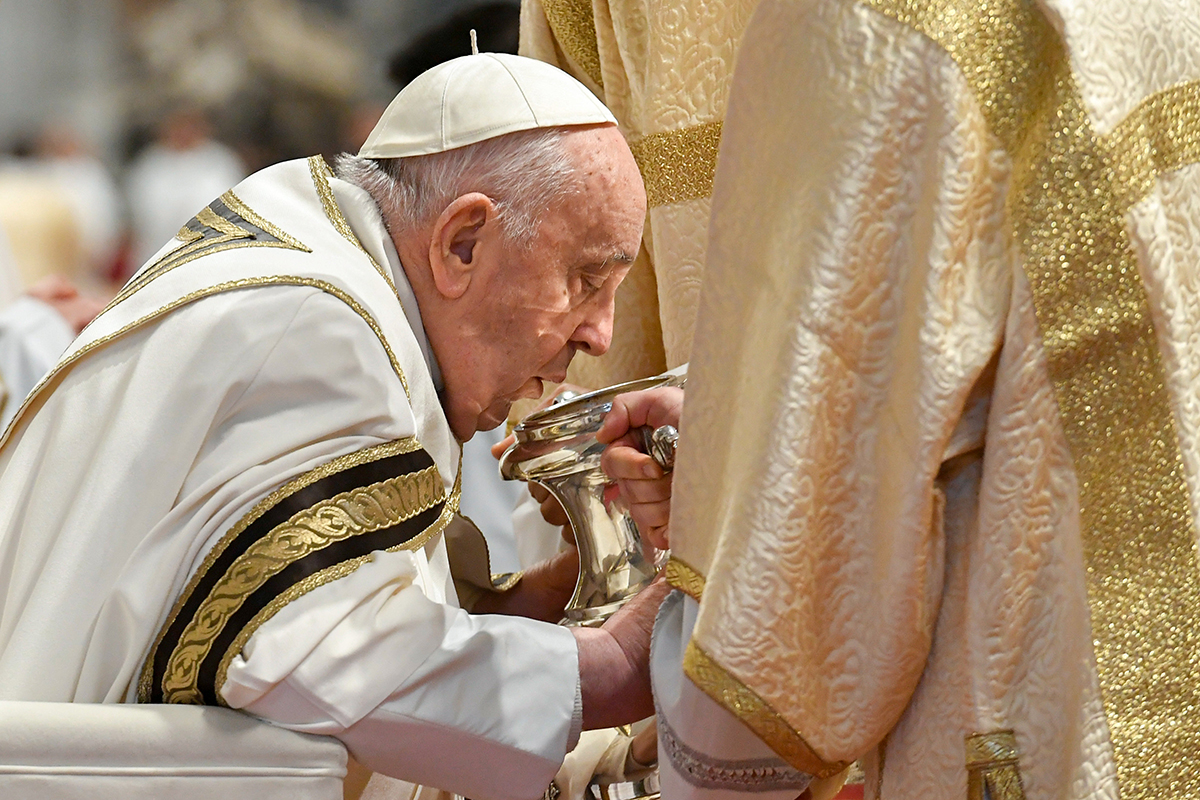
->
[439,126,646,439]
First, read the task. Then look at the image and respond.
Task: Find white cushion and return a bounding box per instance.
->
[0,702,346,799]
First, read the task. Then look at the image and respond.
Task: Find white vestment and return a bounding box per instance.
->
[0,156,579,800]
[653,0,1200,798]
[0,296,76,429]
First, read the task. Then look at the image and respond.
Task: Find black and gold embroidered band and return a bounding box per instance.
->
[138,437,454,705]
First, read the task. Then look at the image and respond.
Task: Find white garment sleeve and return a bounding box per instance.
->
[652,592,812,800]
[222,549,580,800]
[0,296,75,428]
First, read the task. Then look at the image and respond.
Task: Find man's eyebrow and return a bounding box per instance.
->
[600,250,635,266]
[578,251,635,271]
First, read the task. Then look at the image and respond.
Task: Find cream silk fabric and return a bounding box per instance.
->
[656,0,1200,798]
[519,0,758,387]
[0,158,579,800]
[0,702,347,800]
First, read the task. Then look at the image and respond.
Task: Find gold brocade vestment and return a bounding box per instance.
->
[657,0,1200,798]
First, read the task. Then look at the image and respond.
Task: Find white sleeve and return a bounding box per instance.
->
[223,551,581,800]
[652,592,812,800]
[0,296,75,427]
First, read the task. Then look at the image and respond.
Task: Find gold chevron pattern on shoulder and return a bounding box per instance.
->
[112,190,311,308]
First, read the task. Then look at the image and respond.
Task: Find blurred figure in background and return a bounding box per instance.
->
[0,273,103,430]
[0,141,84,289]
[0,228,102,430]
[33,125,125,289]
[0,135,108,430]
[125,107,245,270]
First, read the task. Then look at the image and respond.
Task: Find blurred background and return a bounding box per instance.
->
[0,0,520,294]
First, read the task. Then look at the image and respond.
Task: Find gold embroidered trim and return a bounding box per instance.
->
[0,276,412,452]
[863,0,1200,795]
[110,190,311,309]
[629,122,724,208]
[491,572,523,592]
[135,437,425,703]
[682,641,848,779]
[539,0,603,90]
[663,555,705,601]
[209,474,461,705]
[158,463,444,704]
[306,155,398,294]
[176,226,204,245]
[965,731,1027,800]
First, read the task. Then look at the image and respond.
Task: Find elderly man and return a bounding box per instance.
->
[0,54,666,800]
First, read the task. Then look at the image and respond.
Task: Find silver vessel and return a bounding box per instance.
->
[499,372,683,626]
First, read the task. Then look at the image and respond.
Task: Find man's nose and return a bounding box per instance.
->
[572,301,615,356]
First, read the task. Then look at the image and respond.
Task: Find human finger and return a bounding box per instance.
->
[27,274,78,302]
[630,722,657,767]
[540,493,569,526]
[625,497,671,533]
[601,443,662,482]
[527,482,569,526]
[617,474,673,506]
[640,520,670,551]
[596,387,683,445]
[491,432,516,459]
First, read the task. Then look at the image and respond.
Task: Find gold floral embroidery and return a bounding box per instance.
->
[663,555,705,601]
[540,0,604,90]
[135,436,454,705]
[629,122,723,208]
[209,475,460,706]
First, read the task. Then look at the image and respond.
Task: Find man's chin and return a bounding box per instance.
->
[475,403,514,433]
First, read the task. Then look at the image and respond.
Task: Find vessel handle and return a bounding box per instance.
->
[636,425,678,471]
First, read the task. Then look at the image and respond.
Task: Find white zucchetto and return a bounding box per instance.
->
[359,53,617,159]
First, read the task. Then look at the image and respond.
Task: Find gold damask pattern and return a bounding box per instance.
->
[307,156,398,294]
[683,641,848,779]
[664,556,706,601]
[863,0,1200,795]
[629,122,724,208]
[965,731,1027,800]
[538,0,604,89]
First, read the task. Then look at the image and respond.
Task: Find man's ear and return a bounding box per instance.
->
[428,193,494,299]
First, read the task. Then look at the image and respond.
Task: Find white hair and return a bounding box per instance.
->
[334,127,581,249]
